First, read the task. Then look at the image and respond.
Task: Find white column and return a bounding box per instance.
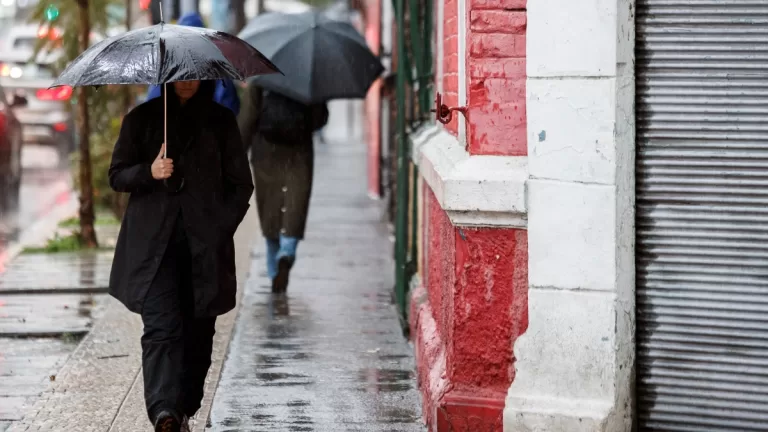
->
[504,0,635,430]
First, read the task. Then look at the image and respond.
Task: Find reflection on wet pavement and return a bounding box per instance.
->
[0,252,113,294]
[209,112,424,431]
[210,285,423,431]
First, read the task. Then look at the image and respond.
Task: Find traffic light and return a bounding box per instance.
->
[44,4,59,21]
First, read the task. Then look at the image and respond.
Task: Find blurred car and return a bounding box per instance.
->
[0,82,27,212]
[0,24,75,163]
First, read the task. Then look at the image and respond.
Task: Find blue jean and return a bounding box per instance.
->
[266,235,299,280]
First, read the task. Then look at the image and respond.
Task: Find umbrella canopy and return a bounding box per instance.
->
[52,23,280,87]
[239,10,383,104]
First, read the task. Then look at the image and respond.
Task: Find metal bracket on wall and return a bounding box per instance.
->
[431,91,467,124]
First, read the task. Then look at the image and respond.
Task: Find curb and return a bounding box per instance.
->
[0,286,109,295]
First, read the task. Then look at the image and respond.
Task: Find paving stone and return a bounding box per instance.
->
[0,397,26,422]
[0,294,105,336]
[6,299,144,432]
[0,252,113,294]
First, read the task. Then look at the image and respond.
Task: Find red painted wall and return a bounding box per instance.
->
[441,0,526,154]
[450,225,528,392]
[412,187,528,431]
[410,0,528,429]
[467,0,527,155]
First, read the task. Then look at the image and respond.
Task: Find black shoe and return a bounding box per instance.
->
[155,411,181,432]
[271,256,294,294]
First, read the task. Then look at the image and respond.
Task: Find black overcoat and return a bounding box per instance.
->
[108,82,254,317]
[238,86,328,240]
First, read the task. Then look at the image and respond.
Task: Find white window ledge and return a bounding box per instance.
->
[411,125,528,228]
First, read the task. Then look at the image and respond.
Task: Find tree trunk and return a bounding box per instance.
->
[77,0,98,248]
[230,0,246,34]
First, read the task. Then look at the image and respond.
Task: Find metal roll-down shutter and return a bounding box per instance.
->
[636,1,768,430]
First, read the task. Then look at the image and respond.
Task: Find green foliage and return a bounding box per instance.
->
[71,116,129,219]
[60,332,86,344]
[30,0,116,73]
[22,232,82,253]
[30,0,134,220]
[59,212,120,227]
[30,0,124,140]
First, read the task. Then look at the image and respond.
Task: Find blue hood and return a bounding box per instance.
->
[178,12,205,28]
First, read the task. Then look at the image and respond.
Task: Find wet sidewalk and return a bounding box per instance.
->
[209,104,424,431]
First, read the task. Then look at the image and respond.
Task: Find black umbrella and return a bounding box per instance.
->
[239,10,383,104]
[52,23,279,86]
[52,21,280,157]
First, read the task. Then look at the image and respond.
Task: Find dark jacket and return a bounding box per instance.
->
[239,85,328,239]
[145,13,241,115]
[109,81,253,317]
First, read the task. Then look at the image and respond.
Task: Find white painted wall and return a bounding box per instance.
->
[504,0,635,430]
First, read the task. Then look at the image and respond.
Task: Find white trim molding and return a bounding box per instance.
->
[411,126,528,228]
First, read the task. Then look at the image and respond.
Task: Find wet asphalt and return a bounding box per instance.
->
[0,145,71,256]
[208,105,424,431]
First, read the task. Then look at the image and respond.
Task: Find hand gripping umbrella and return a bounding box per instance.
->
[51,10,281,157]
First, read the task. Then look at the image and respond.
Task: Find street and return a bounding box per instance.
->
[0,145,72,262]
[0,102,424,432]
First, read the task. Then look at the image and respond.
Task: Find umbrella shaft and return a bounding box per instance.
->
[164,82,168,158]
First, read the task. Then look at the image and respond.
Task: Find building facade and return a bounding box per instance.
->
[374,0,768,430]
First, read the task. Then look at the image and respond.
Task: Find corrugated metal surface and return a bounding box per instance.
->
[636,1,768,430]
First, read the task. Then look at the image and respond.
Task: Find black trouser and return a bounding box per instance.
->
[141,215,216,423]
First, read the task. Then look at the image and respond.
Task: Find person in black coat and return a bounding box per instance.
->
[239,84,328,294]
[108,80,253,432]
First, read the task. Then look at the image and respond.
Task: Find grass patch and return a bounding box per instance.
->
[22,232,83,254]
[60,332,86,344]
[59,213,120,228]
[21,231,115,254]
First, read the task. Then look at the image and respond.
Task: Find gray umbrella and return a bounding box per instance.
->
[239,10,383,104]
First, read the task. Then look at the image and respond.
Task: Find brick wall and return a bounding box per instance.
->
[467,0,527,155]
[443,0,460,134]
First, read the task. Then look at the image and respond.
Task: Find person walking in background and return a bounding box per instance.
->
[109,80,253,432]
[239,82,328,293]
[145,12,241,116]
